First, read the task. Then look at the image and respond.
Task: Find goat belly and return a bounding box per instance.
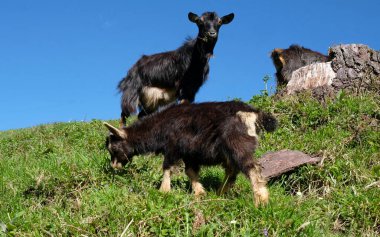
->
[182,155,224,167]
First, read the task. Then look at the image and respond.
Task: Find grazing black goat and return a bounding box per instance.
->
[104,101,277,206]
[118,11,234,126]
[271,44,330,87]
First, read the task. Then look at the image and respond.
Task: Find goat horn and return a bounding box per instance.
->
[103,122,127,139]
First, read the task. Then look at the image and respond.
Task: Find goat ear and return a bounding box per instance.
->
[221,13,234,25]
[188,12,200,23]
[103,122,127,139]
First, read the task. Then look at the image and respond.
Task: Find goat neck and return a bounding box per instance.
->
[195,35,217,58]
[126,120,165,154]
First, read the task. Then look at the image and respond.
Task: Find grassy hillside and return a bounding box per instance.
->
[1,91,379,236]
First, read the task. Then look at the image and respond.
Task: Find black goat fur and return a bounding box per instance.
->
[118,12,234,126]
[104,101,277,206]
[271,44,330,87]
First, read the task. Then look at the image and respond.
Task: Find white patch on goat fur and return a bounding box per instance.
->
[141,87,176,110]
[159,169,171,193]
[248,169,269,206]
[236,111,258,138]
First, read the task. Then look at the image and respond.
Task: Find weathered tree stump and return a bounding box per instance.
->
[258,150,321,179]
[276,44,380,96]
[329,44,380,92]
[286,62,336,94]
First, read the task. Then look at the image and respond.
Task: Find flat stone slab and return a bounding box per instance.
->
[258,150,321,179]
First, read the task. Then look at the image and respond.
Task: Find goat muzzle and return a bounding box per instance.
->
[110,160,123,170]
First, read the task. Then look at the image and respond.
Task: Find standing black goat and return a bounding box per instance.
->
[271,45,330,87]
[104,101,277,206]
[118,12,234,126]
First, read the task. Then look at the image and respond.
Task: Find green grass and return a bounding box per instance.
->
[1,91,379,236]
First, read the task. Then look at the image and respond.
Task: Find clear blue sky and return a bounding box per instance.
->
[1,1,379,131]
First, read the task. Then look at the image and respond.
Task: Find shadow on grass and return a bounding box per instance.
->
[149,169,222,194]
[200,172,222,192]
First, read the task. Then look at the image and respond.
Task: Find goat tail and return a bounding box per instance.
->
[118,67,142,115]
[258,111,278,132]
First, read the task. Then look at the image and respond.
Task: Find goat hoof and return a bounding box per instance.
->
[159,184,171,193]
[254,187,269,207]
[194,186,206,196]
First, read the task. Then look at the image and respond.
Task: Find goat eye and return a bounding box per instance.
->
[218,19,222,25]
